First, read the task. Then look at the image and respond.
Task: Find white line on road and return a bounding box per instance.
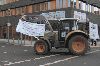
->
[40,50,100,66]
[4,54,60,66]
[34,54,59,60]
[3,52,7,54]
[24,50,28,52]
[1,61,8,63]
[4,50,100,66]
[1,46,5,47]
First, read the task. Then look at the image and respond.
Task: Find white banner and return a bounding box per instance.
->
[16,19,45,36]
[41,11,65,20]
[74,11,86,22]
[89,22,99,40]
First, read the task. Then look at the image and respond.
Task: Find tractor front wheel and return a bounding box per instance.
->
[34,40,49,55]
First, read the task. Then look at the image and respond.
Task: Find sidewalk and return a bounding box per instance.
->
[0,39,35,47]
[90,41,100,47]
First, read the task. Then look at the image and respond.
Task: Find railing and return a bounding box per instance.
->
[0,25,35,46]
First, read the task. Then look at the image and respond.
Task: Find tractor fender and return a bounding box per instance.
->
[42,39,52,50]
[65,30,89,48]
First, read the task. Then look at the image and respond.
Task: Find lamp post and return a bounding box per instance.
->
[7,22,11,44]
[7,9,11,44]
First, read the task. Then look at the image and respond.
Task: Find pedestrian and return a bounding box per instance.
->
[91,39,97,46]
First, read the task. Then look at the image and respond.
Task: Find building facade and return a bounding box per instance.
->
[0,0,100,40]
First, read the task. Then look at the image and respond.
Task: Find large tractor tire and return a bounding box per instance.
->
[34,40,49,55]
[68,35,88,55]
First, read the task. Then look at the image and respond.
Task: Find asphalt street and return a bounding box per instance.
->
[0,41,100,66]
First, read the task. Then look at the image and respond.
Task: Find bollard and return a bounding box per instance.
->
[31,36,33,45]
[18,38,19,45]
[20,33,23,45]
[12,38,15,45]
[24,35,26,45]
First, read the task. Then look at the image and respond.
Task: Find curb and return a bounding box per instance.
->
[90,46,100,48]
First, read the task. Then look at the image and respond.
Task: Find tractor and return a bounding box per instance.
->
[21,15,89,55]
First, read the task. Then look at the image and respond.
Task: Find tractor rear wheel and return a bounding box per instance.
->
[34,40,49,55]
[68,35,88,55]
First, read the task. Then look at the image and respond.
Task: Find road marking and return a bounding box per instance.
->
[24,50,28,52]
[4,62,15,66]
[4,50,100,66]
[34,54,59,60]
[18,61,24,63]
[3,52,7,54]
[15,62,21,64]
[40,50,100,66]
[25,60,31,62]
[1,61,8,63]
[4,54,60,66]
[1,46,5,47]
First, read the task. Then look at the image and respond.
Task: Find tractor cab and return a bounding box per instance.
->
[58,18,78,41]
[49,18,79,41]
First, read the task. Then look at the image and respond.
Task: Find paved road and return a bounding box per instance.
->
[0,41,100,66]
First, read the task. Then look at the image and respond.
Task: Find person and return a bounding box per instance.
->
[91,39,97,46]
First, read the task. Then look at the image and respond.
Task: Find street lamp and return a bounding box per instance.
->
[7,22,11,44]
[7,9,11,44]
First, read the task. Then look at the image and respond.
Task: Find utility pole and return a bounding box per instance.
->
[7,9,11,44]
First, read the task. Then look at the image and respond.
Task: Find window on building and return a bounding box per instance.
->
[68,0,70,7]
[81,2,86,11]
[94,7,99,15]
[56,0,69,9]
[33,4,39,12]
[48,0,56,10]
[16,0,19,1]
[41,3,47,12]
[16,8,21,15]
[89,5,92,13]
[2,11,6,17]
[73,0,76,8]
[22,6,27,14]
[45,2,48,11]
[63,0,68,8]
[76,0,79,9]
[0,11,2,17]
[5,0,9,4]
[11,9,16,15]
[48,1,51,10]
[33,4,35,12]
[79,1,81,9]
[56,0,60,9]
[26,5,33,13]
[85,4,88,11]
[91,6,94,13]
[5,9,11,16]
[99,9,100,15]
[87,4,90,12]
[40,3,43,11]
[56,0,65,9]
[70,0,74,7]
[40,3,46,11]
[59,0,63,8]
[35,4,39,12]
[51,0,56,10]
